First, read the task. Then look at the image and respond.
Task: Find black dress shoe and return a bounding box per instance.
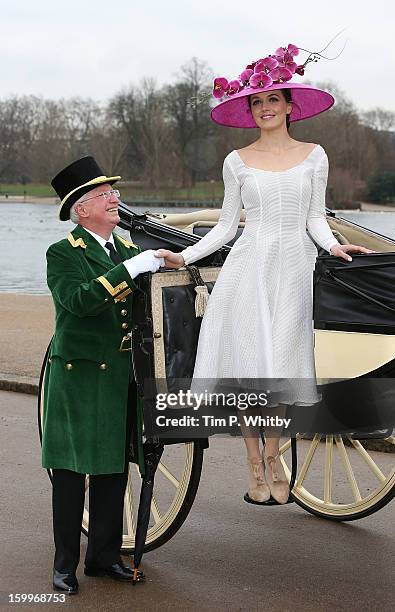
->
[84,562,134,581]
[53,569,79,594]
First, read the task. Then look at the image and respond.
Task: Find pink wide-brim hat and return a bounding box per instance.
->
[211,82,335,129]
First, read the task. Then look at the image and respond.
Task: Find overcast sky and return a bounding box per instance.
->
[0,0,393,112]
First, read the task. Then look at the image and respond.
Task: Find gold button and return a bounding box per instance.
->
[99,363,107,370]
[104,298,109,302]
[66,363,73,370]
[121,298,127,302]
[122,322,128,329]
[121,309,127,316]
[48,357,52,364]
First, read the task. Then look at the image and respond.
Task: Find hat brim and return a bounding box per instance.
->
[58,175,121,221]
[210,83,335,128]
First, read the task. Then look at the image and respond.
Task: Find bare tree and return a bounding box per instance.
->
[361,108,395,132]
[0,95,42,182]
[165,57,213,186]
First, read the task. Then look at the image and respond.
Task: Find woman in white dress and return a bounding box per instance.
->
[155,43,373,504]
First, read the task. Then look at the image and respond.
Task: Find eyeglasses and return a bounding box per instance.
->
[80,189,120,204]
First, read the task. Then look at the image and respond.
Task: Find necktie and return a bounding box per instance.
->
[105,242,122,265]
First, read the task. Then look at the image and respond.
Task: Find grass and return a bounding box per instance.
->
[0,181,225,201]
[2,182,394,207]
[0,183,55,197]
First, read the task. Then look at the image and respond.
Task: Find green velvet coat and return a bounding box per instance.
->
[41,225,143,475]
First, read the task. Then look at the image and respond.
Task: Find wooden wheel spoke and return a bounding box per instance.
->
[324,436,333,503]
[335,436,362,502]
[151,495,162,524]
[296,434,321,488]
[158,461,180,488]
[347,437,386,483]
[279,434,301,456]
[124,467,136,535]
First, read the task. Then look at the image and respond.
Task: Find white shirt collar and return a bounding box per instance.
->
[83,228,115,251]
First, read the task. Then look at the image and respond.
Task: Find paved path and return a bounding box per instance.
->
[0,294,53,391]
[0,391,394,611]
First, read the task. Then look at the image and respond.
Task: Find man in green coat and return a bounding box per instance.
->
[43,156,164,594]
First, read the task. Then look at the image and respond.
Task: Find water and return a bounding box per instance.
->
[0,202,203,294]
[1,203,395,295]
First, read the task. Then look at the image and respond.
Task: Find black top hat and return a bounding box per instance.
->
[51,156,121,221]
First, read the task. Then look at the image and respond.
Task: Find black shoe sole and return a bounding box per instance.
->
[53,584,78,595]
[84,568,133,581]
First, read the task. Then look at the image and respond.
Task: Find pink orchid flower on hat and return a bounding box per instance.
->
[254,56,279,74]
[276,51,298,74]
[227,79,243,94]
[268,66,293,83]
[239,68,253,84]
[249,72,273,88]
[211,41,333,98]
[275,44,299,58]
[213,77,230,99]
[274,44,299,74]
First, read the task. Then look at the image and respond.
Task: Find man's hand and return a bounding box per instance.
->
[154,249,185,269]
[330,243,376,262]
[124,250,165,279]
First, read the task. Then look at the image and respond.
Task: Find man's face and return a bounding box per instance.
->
[75,183,120,228]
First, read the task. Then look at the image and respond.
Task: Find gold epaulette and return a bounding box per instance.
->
[67,233,87,249]
[115,234,139,249]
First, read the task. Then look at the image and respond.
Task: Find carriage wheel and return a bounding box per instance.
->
[279,434,395,521]
[83,442,203,554]
[38,356,204,554]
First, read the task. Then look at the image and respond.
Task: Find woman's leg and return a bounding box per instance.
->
[263,402,287,453]
[263,403,290,504]
[239,412,270,502]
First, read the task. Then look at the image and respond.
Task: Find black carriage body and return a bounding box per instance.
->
[314,252,395,336]
[131,269,216,447]
[314,251,395,437]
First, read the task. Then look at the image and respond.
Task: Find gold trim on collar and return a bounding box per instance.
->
[115,234,138,249]
[67,233,87,249]
[96,276,130,297]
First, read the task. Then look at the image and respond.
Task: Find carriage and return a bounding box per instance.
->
[38,203,395,555]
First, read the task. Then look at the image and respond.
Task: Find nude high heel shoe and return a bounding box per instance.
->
[263,451,290,504]
[245,457,271,503]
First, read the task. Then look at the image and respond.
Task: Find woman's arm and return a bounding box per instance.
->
[306,150,376,262]
[306,150,339,254]
[179,155,243,265]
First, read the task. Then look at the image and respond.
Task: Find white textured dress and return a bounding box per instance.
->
[180,144,339,405]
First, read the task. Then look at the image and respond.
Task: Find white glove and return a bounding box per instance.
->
[123,250,165,279]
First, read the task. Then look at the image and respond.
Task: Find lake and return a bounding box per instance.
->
[1,202,395,294]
